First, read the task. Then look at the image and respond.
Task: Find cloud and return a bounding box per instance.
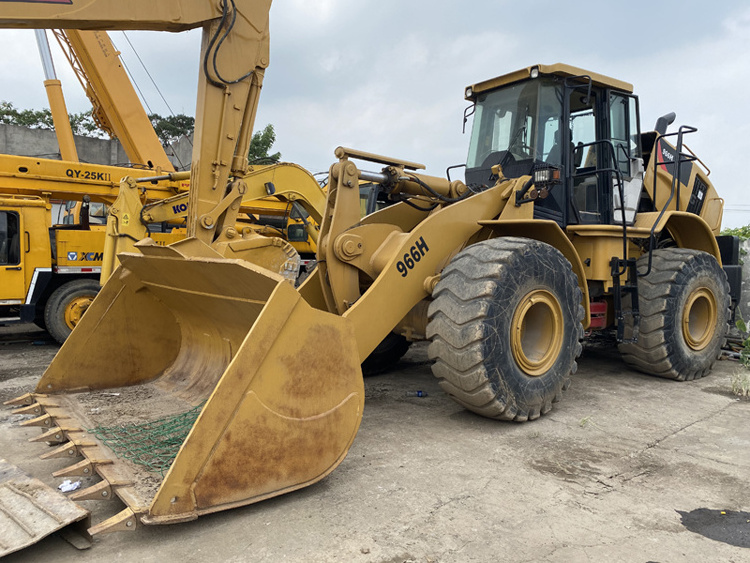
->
[0,1,747,226]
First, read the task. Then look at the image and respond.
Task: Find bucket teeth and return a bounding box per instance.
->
[88,508,139,536]
[53,459,94,479]
[20,413,54,427]
[52,458,113,479]
[12,402,44,416]
[3,392,39,407]
[29,426,69,444]
[40,441,82,460]
[69,480,113,502]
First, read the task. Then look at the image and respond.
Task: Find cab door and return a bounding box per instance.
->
[608,92,643,224]
[0,209,26,304]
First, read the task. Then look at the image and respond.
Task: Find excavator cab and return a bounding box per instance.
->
[464,64,644,228]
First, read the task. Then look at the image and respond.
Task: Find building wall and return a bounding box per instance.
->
[0,123,191,169]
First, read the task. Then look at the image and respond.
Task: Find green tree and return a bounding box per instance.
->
[149,113,195,145]
[721,225,750,240]
[1,101,54,130]
[0,102,278,161]
[248,123,281,164]
[1,101,115,138]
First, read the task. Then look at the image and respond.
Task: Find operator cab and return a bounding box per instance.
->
[464,64,643,227]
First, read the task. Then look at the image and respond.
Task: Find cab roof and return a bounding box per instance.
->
[465,63,633,100]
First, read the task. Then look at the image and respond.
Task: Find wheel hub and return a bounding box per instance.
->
[682,287,717,351]
[64,296,94,330]
[511,290,564,376]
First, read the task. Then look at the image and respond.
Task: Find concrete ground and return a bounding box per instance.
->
[1,323,748,562]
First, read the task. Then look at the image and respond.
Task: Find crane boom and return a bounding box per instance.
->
[51,29,176,171]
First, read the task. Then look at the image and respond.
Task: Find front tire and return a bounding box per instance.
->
[427,238,584,421]
[44,279,100,344]
[618,249,730,380]
[362,332,411,376]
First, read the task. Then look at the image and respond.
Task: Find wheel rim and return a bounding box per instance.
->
[63,295,95,330]
[682,287,717,351]
[511,290,564,376]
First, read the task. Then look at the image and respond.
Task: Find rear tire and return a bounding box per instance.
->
[44,279,100,344]
[427,237,584,421]
[618,249,730,380]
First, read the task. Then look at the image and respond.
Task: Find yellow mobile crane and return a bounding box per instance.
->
[0,0,739,555]
[0,159,188,343]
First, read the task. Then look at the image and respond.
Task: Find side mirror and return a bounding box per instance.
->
[654,112,676,135]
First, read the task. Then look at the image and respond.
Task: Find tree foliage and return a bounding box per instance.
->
[721,225,750,240]
[248,123,281,164]
[0,101,101,136]
[0,101,196,144]
[148,113,194,145]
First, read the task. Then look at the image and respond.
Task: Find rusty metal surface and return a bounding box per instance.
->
[0,459,90,557]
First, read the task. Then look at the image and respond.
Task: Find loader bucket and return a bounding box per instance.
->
[8,239,364,534]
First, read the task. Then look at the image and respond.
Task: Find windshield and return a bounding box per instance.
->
[466,77,563,184]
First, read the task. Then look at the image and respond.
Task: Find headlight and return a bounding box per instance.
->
[533,166,561,186]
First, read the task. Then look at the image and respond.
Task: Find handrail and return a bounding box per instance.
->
[642,125,697,276]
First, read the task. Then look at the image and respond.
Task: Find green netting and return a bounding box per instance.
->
[88,403,205,476]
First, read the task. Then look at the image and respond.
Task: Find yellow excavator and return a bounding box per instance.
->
[0,0,740,555]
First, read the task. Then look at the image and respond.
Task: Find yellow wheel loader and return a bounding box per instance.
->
[0,1,739,554]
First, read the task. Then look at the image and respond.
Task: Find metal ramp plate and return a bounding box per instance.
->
[0,459,91,557]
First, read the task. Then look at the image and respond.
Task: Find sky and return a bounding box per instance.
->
[0,0,749,227]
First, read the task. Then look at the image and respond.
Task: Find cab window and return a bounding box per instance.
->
[0,211,21,265]
[609,93,642,176]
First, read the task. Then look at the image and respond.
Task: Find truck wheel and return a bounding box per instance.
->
[427,237,584,421]
[362,332,411,376]
[618,249,730,380]
[44,279,101,344]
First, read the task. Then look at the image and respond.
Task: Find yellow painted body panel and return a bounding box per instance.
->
[642,139,724,235]
[467,63,633,100]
